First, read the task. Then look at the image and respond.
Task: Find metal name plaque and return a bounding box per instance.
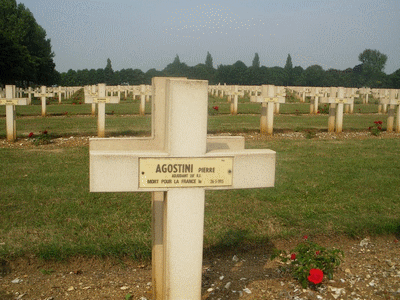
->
[139,157,233,188]
[0,99,19,105]
[93,98,109,103]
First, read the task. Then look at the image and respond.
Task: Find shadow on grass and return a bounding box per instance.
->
[37,241,152,262]
[203,228,276,259]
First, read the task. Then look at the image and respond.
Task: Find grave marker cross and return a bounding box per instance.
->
[34,86,54,117]
[380,89,400,133]
[0,85,30,141]
[89,77,276,300]
[250,85,285,135]
[320,87,352,133]
[85,83,119,137]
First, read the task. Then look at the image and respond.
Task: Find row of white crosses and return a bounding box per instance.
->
[84,84,120,137]
[250,85,286,135]
[89,77,276,299]
[0,85,30,141]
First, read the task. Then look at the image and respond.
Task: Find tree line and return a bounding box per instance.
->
[1,0,399,89]
[58,51,400,89]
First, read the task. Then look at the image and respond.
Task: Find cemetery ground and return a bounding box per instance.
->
[0,92,400,299]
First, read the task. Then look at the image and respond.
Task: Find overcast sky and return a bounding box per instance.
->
[19,0,400,74]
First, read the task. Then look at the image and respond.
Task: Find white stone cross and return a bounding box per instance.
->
[250,85,286,135]
[139,84,152,116]
[359,87,371,104]
[380,89,400,133]
[344,88,357,114]
[34,86,54,117]
[85,83,119,137]
[309,87,325,114]
[378,89,390,114]
[89,77,276,300]
[0,85,30,141]
[227,85,244,115]
[84,85,98,115]
[320,87,353,133]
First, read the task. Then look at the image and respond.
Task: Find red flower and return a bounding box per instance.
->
[43,130,48,135]
[368,127,372,130]
[213,106,219,111]
[378,126,382,130]
[317,110,320,113]
[308,269,323,284]
[79,102,82,104]
[28,132,34,138]
[315,251,320,255]
[290,253,296,260]
[303,235,308,240]
[378,121,383,125]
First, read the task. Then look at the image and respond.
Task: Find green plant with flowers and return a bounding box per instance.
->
[369,120,383,136]
[271,236,344,289]
[28,130,52,145]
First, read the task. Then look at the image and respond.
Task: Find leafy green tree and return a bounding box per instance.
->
[389,68,400,88]
[163,55,189,77]
[0,0,57,86]
[104,58,114,85]
[268,66,285,86]
[252,53,260,68]
[145,68,163,85]
[358,49,388,87]
[232,61,248,84]
[205,52,213,69]
[299,65,325,86]
[284,54,293,86]
[292,66,304,86]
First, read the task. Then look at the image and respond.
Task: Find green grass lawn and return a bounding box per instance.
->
[0,94,399,261]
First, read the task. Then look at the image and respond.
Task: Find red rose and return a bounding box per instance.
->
[315,251,320,255]
[308,268,323,284]
[303,235,308,240]
[378,121,383,124]
[43,130,48,135]
[378,126,382,130]
[374,121,378,124]
[290,253,296,260]
[28,132,34,138]
[213,106,219,111]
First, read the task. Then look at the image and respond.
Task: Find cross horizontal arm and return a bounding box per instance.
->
[90,148,275,192]
[0,98,30,105]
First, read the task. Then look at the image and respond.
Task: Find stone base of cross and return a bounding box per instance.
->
[0,85,30,141]
[85,84,119,137]
[89,77,276,300]
[250,85,285,135]
[34,86,54,117]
